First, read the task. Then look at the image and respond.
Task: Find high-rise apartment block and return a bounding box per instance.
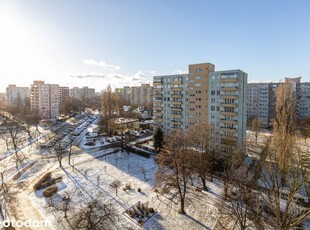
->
[70,87,95,101]
[115,86,131,104]
[30,81,59,119]
[188,63,215,125]
[130,84,153,107]
[6,85,30,107]
[58,86,70,113]
[247,77,310,126]
[153,63,247,148]
[208,70,247,150]
[153,74,188,132]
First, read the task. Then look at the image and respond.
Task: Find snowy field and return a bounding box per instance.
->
[28,149,221,230]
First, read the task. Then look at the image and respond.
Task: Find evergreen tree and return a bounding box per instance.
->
[153,127,164,152]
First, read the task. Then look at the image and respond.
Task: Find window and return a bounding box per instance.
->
[211,106,215,111]
[195,83,201,87]
[196,68,201,72]
[195,76,201,80]
[211,90,215,95]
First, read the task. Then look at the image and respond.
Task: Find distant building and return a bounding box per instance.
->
[130,84,153,107]
[247,83,276,127]
[246,77,310,125]
[70,86,95,101]
[30,81,59,119]
[58,86,70,113]
[0,93,6,109]
[115,86,131,104]
[6,84,30,108]
[153,74,188,132]
[153,62,248,151]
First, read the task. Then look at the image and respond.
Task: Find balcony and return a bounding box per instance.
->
[153,80,162,85]
[221,95,238,100]
[220,78,238,83]
[221,87,238,91]
[171,94,182,98]
[153,106,162,111]
[220,119,238,125]
[221,103,238,108]
[153,88,162,92]
[153,112,162,117]
[171,107,182,112]
[220,127,237,132]
[171,80,182,85]
[171,101,182,105]
[171,114,182,119]
[171,120,182,125]
[220,111,237,116]
[171,87,182,91]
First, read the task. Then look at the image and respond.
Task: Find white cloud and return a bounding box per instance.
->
[173,69,187,74]
[83,59,121,70]
[70,72,106,79]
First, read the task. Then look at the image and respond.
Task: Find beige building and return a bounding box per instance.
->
[6,84,30,108]
[130,84,153,108]
[30,81,59,119]
[188,63,215,125]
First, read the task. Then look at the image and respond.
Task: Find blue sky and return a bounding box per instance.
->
[0,0,309,92]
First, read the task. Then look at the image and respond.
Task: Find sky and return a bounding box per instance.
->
[0,0,310,92]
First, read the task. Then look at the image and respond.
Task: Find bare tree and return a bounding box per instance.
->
[259,137,310,229]
[249,118,262,144]
[101,85,118,135]
[72,199,118,230]
[54,143,64,168]
[188,123,214,191]
[0,161,8,193]
[110,180,121,196]
[57,190,77,219]
[298,118,310,143]
[155,129,193,214]
[273,82,296,185]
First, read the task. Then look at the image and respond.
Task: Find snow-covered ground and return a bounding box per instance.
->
[28,149,221,230]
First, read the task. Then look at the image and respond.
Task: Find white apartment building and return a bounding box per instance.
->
[70,87,95,101]
[208,70,247,150]
[6,84,30,108]
[153,74,188,132]
[30,81,59,119]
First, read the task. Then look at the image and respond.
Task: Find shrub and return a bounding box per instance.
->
[33,172,52,190]
[124,183,131,191]
[43,185,58,198]
[148,207,155,213]
[137,188,141,192]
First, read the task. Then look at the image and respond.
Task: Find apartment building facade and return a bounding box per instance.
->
[58,86,70,113]
[188,63,215,125]
[115,86,131,104]
[153,62,247,149]
[208,70,247,150]
[70,87,95,101]
[130,84,153,107]
[153,74,188,132]
[247,77,310,126]
[6,84,30,108]
[30,81,59,119]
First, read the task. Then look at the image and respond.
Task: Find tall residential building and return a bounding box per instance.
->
[130,84,153,107]
[30,81,59,119]
[70,87,95,101]
[153,62,247,150]
[246,77,310,125]
[115,86,131,104]
[58,86,70,113]
[208,70,247,150]
[298,82,310,119]
[6,84,30,107]
[247,83,275,127]
[153,74,188,132]
[188,63,215,125]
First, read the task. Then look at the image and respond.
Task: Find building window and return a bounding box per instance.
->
[196,68,201,72]
[195,76,201,80]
